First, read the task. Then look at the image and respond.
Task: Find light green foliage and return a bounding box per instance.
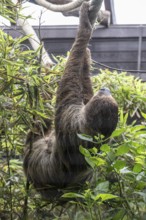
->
[0,28,146,219]
[76,111,146,219]
[0,29,63,219]
[92,69,146,117]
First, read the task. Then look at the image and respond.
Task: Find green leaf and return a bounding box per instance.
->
[111,128,126,137]
[85,156,105,169]
[135,156,145,165]
[95,181,109,193]
[10,159,23,165]
[30,110,48,118]
[85,157,96,169]
[133,164,142,173]
[62,192,84,199]
[131,125,146,132]
[119,109,124,123]
[89,147,98,154]
[16,35,32,44]
[123,112,129,124]
[141,112,146,119]
[112,209,125,220]
[77,133,93,142]
[94,193,118,202]
[79,146,91,157]
[113,160,126,171]
[116,144,130,156]
[101,144,110,153]
[91,157,105,167]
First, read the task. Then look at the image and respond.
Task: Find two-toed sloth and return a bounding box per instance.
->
[23,2,118,200]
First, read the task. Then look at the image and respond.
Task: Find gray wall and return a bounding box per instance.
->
[3,25,146,80]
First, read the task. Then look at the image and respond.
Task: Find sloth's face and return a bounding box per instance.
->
[84,88,118,137]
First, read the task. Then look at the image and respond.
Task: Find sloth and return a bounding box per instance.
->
[23,2,118,201]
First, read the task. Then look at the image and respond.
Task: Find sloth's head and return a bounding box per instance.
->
[84,87,118,137]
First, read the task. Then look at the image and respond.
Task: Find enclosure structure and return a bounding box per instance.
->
[3,24,146,80]
[1,0,146,80]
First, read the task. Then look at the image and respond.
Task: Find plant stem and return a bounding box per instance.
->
[22,180,30,220]
[5,129,13,220]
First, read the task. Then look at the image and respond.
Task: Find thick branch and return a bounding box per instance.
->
[29,0,74,5]
[17,18,54,67]
[63,9,110,27]
[45,0,73,4]
[31,0,109,27]
[10,0,54,67]
[34,0,86,12]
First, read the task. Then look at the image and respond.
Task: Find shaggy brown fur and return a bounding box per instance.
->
[23,2,118,201]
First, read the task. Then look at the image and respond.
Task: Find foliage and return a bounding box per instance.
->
[73,113,146,220]
[92,69,146,118]
[0,0,30,24]
[0,0,17,24]
[0,29,63,220]
[0,29,146,220]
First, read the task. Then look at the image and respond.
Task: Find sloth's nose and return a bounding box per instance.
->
[99,87,111,95]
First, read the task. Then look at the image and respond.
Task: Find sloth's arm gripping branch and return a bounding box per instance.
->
[56,2,92,107]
